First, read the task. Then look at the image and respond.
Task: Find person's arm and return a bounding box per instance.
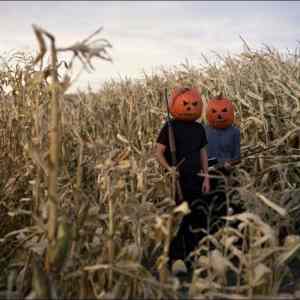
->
[200,146,210,193]
[155,124,173,171]
[232,128,241,164]
[155,143,172,172]
[228,128,241,166]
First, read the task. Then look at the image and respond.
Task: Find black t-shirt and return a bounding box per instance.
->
[156,119,207,175]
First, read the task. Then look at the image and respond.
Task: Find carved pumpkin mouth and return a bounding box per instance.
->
[178,112,199,120]
[180,112,198,117]
[215,117,225,122]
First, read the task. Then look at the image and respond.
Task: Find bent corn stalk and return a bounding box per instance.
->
[32,25,60,256]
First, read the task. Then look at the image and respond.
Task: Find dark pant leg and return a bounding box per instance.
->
[228,189,244,215]
[208,175,245,235]
[206,177,227,235]
[168,202,208,269]
[187,198,209,254]
[168,214,192,263]
[169,174,207,265]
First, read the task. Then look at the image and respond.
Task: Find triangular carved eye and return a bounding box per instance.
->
[183,100,188,106]
[212,109,217,113]
[222,108,228,112]
[192,102,198,106]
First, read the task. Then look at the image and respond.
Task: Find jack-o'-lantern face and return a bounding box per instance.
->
[206,96,234,128]
[169,87,203,121]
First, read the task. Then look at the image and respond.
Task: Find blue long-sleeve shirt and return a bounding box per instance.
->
[204,124,240,163]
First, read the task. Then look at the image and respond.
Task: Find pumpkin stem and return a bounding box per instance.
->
[216,92,223,100]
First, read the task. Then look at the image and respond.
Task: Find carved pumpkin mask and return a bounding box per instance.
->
[169,87,203,121]
[206,96,234,129]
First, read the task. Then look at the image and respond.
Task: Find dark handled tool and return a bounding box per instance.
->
[164,88,184,205]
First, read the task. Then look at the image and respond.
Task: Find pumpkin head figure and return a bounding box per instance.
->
[169,87,203,121]
[206,95,235,129]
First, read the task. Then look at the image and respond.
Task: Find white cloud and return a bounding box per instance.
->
[0,1,299,92]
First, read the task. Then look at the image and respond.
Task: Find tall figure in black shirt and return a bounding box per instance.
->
[155,87,210,271]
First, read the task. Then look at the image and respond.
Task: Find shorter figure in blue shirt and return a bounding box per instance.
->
[204,94,242,233]
[205,125,240,171]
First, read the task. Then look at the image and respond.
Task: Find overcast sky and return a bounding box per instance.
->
[1,1,299,92]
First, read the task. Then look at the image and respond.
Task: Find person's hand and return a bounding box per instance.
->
[208,166,216,172]
[202,175,210,193]
[224,161,232,171]
[228,207,234,216]
[167,166,179,178]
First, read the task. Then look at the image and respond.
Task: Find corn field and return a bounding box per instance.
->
[0,25,300,299]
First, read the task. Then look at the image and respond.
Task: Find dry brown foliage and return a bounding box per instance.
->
[0,26,300,299]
